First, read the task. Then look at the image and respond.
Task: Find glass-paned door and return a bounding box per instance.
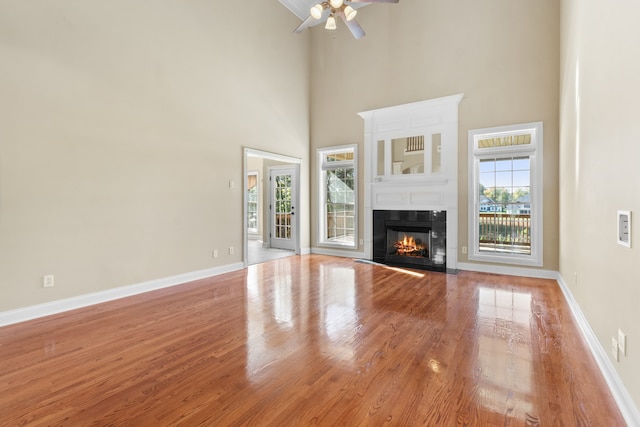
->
[270,167,297,251]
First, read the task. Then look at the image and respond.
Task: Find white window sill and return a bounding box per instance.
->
[469,252,542,267]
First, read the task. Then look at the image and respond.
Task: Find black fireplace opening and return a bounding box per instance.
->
[373,210,446,272]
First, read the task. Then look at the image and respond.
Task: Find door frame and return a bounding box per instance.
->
[243,148,301,268]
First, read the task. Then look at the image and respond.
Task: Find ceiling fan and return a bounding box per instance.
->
[294,0,399,40]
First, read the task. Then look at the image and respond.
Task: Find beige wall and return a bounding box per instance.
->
[309,0,560,271]
[560,0,640,408]
[0,1,310,311]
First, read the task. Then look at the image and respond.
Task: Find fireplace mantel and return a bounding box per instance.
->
[359,94,463,272]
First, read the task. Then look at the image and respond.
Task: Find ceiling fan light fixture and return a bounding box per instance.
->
[329,0,344,9]
[325,14,337,30]
[310,4,324,20]
[344,5,357,21]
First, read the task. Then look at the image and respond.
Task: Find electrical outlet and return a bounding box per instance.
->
[359,238,364,246]
[617,210,631,248]
[43,275,54,288]
[462,246,467,254]
[612,337,619,361]
[228,246,234,255]
[213,250,219,258]
[618,329,626,356]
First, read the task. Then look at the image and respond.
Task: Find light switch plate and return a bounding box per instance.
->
[618,329,626,356]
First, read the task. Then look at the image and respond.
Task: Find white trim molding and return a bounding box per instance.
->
[311,246,366,259]
[556,273,640,427]
[457,262,557,280]
[0,263,244,328]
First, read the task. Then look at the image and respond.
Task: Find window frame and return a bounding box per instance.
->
[468,122,543,267]
[318,144,358,249]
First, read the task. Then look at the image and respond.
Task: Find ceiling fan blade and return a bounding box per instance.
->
[294,15,315,34]
[337,12,366,39]
[350,0,399,3]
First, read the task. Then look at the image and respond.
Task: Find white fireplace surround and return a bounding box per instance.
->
[359,94,463,272]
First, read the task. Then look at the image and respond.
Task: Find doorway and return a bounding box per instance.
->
[243,148,301,267]
[269,166,297,251]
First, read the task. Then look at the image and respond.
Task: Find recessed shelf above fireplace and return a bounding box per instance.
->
[376,133,444,179]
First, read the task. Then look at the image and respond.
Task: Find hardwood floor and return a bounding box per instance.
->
[0,255,625,426]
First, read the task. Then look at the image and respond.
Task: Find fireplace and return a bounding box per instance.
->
[360,94,462,272]
[373,210,446,272]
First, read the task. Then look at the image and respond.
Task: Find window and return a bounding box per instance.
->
[318,145,357,248]
[247,172,259,234]
[468,122,543,266]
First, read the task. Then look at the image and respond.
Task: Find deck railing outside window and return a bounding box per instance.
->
[478,211,531,255]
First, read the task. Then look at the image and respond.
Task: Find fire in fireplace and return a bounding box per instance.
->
[373,210,446,272]
[392,233,429,257]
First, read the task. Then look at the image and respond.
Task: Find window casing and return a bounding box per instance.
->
[318,145,357,248]
[468,122,543,266]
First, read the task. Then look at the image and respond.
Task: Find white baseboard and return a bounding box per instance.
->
[457,261,558,280]
[556,274,640,426]
[311,247,366,259]
[0,262,245,328]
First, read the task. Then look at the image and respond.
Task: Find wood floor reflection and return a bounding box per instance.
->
[0,255,625,425]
